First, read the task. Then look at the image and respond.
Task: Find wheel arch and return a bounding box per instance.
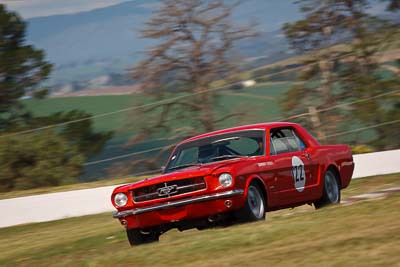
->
[245,175,269,207]
[325,164,342,188]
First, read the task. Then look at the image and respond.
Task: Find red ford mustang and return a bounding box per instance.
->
[111,122,354,246]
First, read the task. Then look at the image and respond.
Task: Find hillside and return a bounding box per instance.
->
[20,0,395,93]
[24,0,303,90]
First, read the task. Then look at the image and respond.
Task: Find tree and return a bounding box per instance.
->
[282,0,371,140]
[281,0,399,149]
[0,131,84,192]
[0,4,52,129]
[128,0,255,170]
[383,0,400,11]
[0,5,113,189]
[334,14,400,150]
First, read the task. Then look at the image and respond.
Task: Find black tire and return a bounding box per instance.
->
[237,182,266,222]
[126,229,160,246]
[314,169,341,209]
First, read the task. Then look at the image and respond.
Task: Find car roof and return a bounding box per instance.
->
[180,122,298,144]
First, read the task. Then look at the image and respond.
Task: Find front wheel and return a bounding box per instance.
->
[126,229,160,246]
[236,183,266,222]
[314,169,341,209]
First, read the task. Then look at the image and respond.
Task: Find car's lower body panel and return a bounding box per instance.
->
[115,189,245,229]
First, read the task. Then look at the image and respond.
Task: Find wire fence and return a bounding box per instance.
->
[81,90,400,167]
[116,118,400,179]
[84,118,400,167]
[2,64,399,179]
[0,66,309,139]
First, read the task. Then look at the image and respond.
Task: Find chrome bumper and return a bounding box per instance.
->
[113,189,244,218]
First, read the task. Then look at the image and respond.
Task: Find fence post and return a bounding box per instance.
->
[308,106,326,141]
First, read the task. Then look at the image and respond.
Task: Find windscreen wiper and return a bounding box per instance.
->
[167,163,201,171]
[209,155,247,161]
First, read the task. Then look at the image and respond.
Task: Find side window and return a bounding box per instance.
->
[295,133,306,150]
[270,128,307,155]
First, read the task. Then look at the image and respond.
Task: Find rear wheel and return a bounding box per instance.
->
[237,183,266,221]
[126,229,160,246]
[315,169,341,209]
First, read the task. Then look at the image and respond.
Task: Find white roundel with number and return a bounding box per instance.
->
[291,156,306,192]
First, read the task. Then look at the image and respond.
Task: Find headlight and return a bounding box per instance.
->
[114,193,128,207]
[218,173,233,187]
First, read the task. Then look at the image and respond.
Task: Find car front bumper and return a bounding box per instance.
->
[113,189,244,219]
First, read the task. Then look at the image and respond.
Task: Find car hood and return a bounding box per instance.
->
[113,158,247,192]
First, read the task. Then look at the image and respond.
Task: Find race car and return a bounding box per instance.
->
[111,122,354,246]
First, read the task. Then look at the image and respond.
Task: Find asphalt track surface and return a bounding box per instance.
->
[341,186,400,204]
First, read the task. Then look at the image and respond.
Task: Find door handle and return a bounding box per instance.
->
[302,152,311,160]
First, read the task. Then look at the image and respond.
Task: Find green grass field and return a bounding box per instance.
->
[23,94,149,140]
[23,83,292,180]
[24,83,291,137]
[0,174,399,267]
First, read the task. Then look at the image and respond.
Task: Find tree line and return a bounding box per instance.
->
[0,4,112,192]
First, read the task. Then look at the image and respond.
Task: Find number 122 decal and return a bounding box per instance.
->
[291,156,306,192]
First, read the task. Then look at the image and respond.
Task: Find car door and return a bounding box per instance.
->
[268,127,316,206]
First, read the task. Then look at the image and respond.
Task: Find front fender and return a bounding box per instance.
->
[243,174,269,207]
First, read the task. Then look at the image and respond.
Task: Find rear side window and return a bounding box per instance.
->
[270,128,306,155]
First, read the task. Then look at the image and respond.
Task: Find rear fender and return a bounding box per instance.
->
[320,146,353,189]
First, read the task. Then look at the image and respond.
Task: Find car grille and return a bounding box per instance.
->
[132,177,206,203]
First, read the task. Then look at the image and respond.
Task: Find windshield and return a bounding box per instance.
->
[165,129,265,173]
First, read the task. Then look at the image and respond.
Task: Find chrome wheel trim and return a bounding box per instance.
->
[325,172,339,203]
[247,185,265,219]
